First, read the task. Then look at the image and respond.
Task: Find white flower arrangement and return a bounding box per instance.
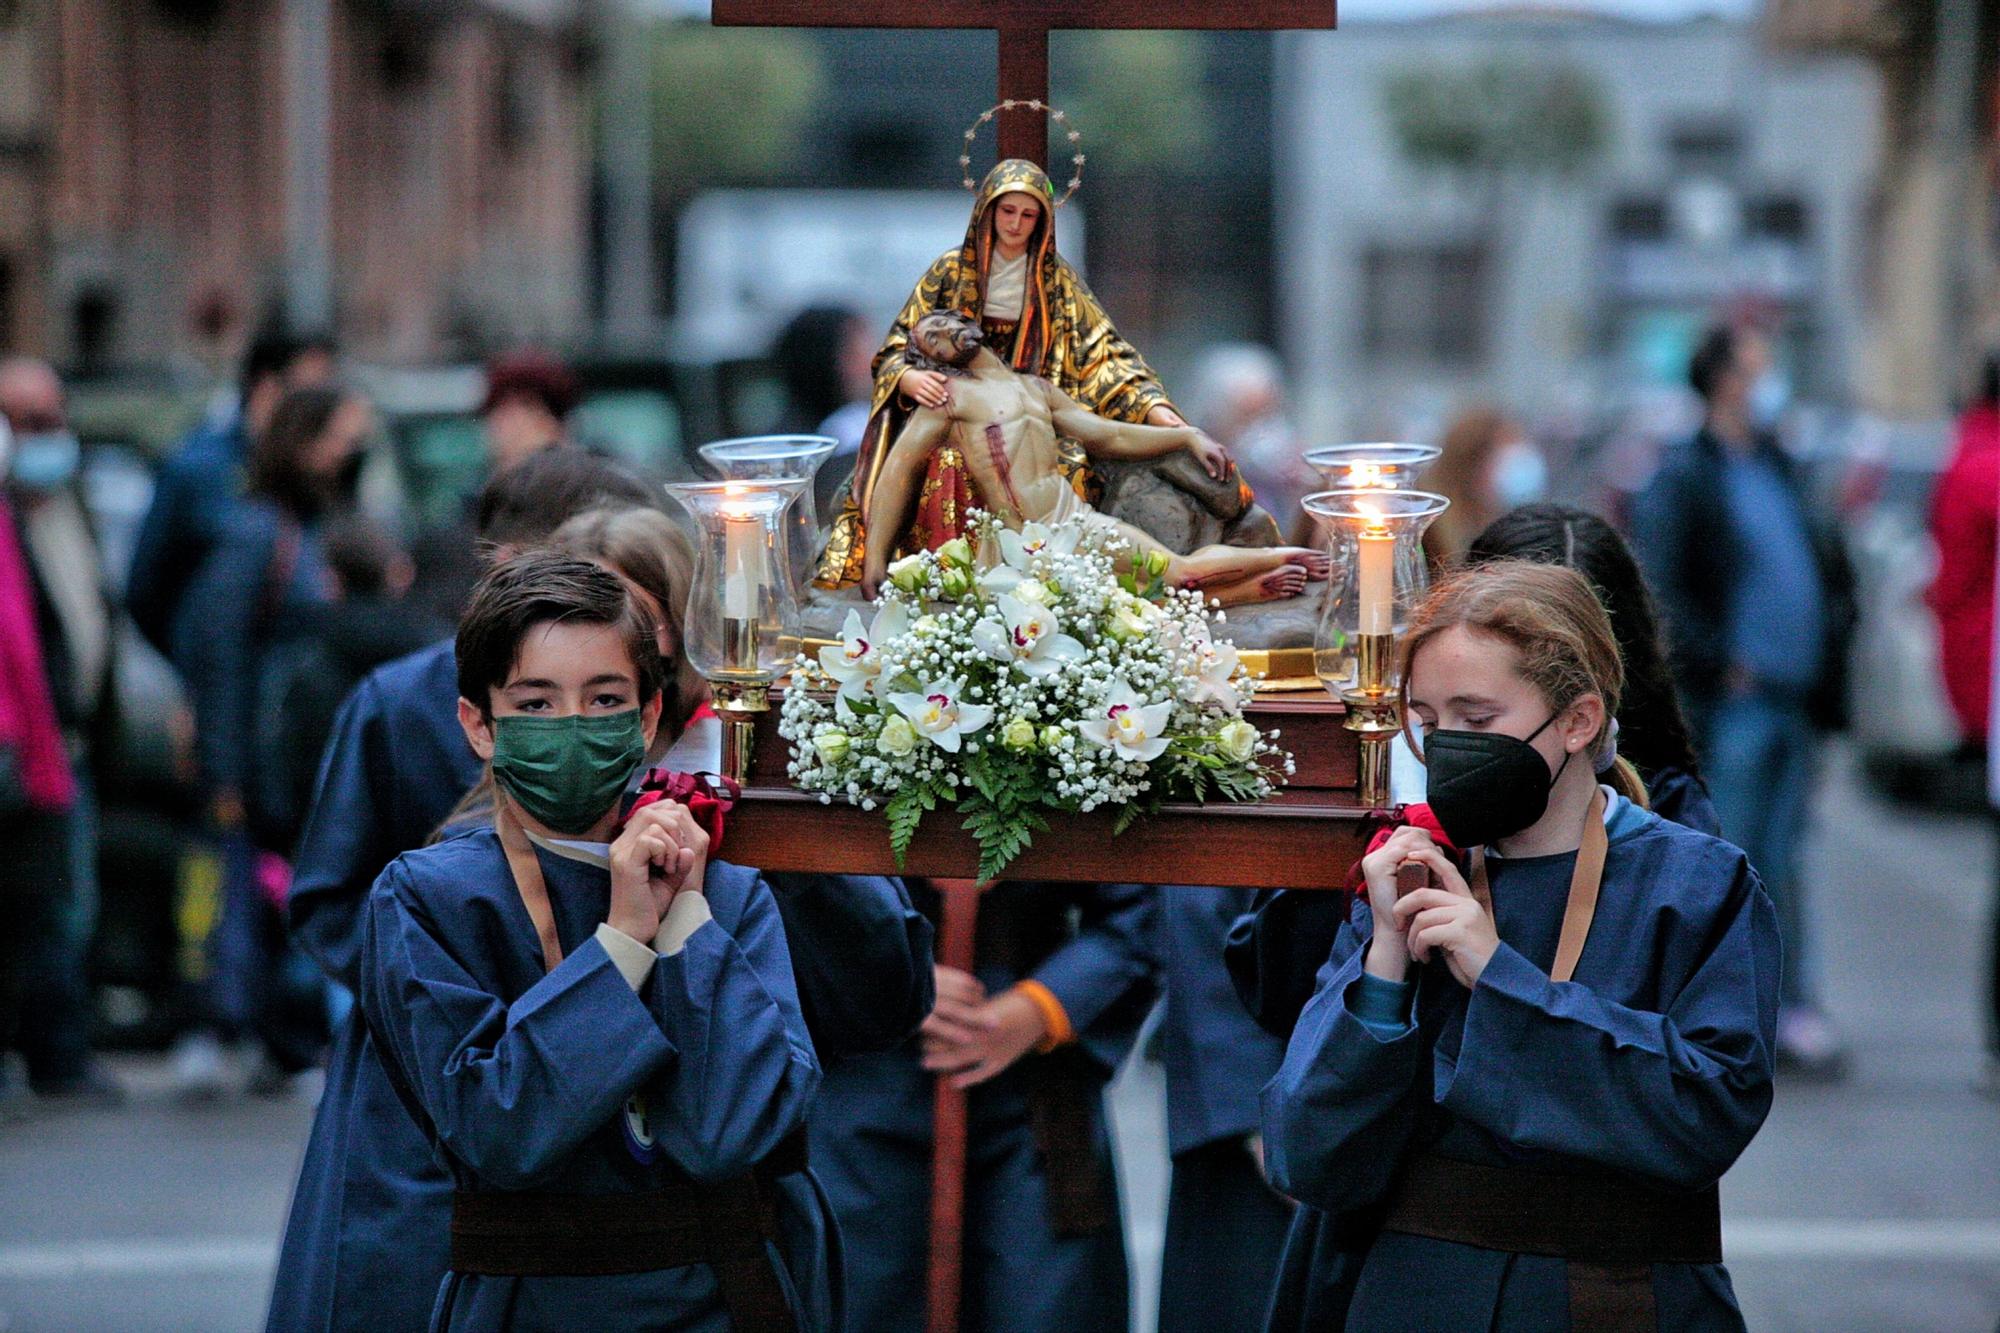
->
[780,512,1293,880]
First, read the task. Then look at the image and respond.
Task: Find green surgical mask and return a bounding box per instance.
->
[490,709,648,835]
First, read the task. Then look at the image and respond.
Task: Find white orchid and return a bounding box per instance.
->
[886,678,994,754]
[1184,631,1243,708]
[997,521,1079,572]
[1079,679,1173,763]
[972,594,1086,679]
[819,602,909,706]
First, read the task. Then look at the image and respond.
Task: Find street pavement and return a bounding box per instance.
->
[1,743,1995,1331]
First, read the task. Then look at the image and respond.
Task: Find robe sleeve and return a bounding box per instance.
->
[633,870,822,1182]
[1260,898,1430,1213]
[1433,859,1780,1189]
[1028,880,1158,1073]
[1223,888,1349,1037]
[765,873,935,1061]
[359,860,678,1191]
[289,675,400,991]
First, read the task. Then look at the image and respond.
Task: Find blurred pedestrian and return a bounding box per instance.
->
[1185,343,1314,543]
[253,513,447,858]
[1631,322,1857,1078]
[171,385,374,1096]
[0,359,122,1104]
[770,304,874,520]
[480,349,581,476]
[0,418,79,1109]
[128,329,337,655]
[1928,353,2000,1071]
[1422,407,1548,568]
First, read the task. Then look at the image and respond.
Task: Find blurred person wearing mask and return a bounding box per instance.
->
[1422,408,1549,568]
[0,361,120,1104]
[129,329,337,655]
[1185,343,1314,544]
[1927,354,2000,1073]
[1631,323,1856,1079]
[480,349,581,476]
[771,304,875,520]
[171,386,375,1097]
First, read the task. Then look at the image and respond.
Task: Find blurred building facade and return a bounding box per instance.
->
[1277,12,1881,443]
[1770,0,2000,418]
[0,0,591,371]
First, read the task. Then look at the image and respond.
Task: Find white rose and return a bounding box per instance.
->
[879,715,918,757]
[1217,719,1259,764]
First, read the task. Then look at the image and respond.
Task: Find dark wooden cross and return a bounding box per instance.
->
[712,1,1338,167]
[706,5,1339,1330]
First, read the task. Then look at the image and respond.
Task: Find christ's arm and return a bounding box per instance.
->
[1043,381,1229,480]
[861,408,951,598]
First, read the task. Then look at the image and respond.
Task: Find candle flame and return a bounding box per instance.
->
[1346,461,1385,488]
[1354,498,1392,536]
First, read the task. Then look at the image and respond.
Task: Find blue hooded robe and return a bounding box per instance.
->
[1259,799,1779,1332]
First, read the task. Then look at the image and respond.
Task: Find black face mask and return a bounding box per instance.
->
[1423,713,1574,849]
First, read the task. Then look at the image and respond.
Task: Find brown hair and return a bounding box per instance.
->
[1400,560,1649,807]
[550,505,706,739]
[250,385,359,518]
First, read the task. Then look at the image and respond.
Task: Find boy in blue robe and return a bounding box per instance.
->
[1261,562,1779,1332]
[809,879,1155,1333]
[358,551,828,1330]
[1156,886,1295,1333]
[269,451,933,1332]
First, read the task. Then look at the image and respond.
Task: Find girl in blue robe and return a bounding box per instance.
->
[355,552,827,1331]
[1260,560,1780,1332]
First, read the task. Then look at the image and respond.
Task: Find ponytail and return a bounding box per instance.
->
[1606,756,1650,810]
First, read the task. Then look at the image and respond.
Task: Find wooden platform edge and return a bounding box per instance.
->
[724,787,1383,890]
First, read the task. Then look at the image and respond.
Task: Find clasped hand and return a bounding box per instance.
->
[607,800,708,943]
[919,966,1049,1090]
[1360,826,1499,990]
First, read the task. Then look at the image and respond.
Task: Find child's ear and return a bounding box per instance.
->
[458,697,496,761]
[1563,694,1608,756]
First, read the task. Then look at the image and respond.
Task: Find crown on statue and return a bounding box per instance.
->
[959,100,1086,205]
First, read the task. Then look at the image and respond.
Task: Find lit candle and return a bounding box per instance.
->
[1346,461,1384,490]
[722,491,764,620]
[1357,506,1393,636]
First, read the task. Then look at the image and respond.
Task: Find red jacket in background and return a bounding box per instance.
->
[1928,404,2000,743]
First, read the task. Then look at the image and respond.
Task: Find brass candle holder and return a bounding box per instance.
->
[662,478,807,785]
[1302,488,1451,810]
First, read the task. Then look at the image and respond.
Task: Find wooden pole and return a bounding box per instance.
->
[996,28,1051,166]
[926,877,984,1333]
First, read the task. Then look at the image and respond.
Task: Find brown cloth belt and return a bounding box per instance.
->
[451,1174,794,1333]
[1381,1152,1722,1331]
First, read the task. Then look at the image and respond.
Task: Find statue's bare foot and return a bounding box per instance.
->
[1209,563,1309,607]
[1276,547,1332,580]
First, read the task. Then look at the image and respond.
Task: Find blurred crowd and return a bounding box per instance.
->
[0,296,1993,1109]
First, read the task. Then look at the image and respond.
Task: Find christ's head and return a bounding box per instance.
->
[912,312,985,369]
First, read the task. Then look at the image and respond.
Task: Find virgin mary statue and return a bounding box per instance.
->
[816,158,1206,587]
